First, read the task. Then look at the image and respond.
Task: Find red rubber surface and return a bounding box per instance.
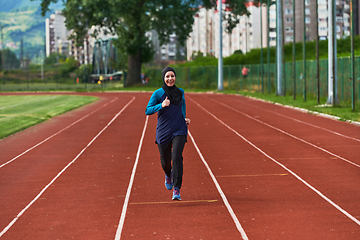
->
[0,92,359,239]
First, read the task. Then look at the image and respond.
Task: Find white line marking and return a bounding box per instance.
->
[188,130,249,240]
[237,97,360,143]
[209,97,360,168]
[192,99,360,227]
[115,115,149,240]
[0,97,135,237]
[0,97,118,169]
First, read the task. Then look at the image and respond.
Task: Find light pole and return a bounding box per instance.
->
[218,0,224,91]
[316,0,320,104]
[276,0,283,95]
[303,0,307,101]
[267,0,271,94]
[293,0,296,100]
[40,50,44,80]
[1,24,4,71]
[260,0,264,93]
[350,0,355,110]
[327,0,338,105]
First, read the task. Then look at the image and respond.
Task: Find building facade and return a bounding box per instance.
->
[187,2,268,60]
[45,13,118,66]
[187,0,355,61]
[45,11,68,57]
[147,30,186,63]
[282,0,351,44]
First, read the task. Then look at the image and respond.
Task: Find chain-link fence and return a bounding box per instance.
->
[1,56,359,105]
[146,57,360,104]
[0,64,123,92]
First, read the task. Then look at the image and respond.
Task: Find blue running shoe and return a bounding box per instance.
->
[172,188,181,200]
[165,173,173,190]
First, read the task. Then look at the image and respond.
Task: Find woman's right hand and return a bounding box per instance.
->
[162,96,170,108]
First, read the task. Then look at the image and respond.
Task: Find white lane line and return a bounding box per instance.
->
[115,115,149,240]
[0,97,135,238]
[208,97,360,169]
[0,97,118,169]
[192,99,360,227]
[188,130,249,240]
[236,97,360,143]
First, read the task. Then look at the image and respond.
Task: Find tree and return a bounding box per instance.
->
[38,0,256,86]
[233,49,243,55]
[0,49,20,70]
[191,50,204,61]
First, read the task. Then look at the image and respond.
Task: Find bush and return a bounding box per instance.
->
[44,53,67,65]
[75,64,93,82]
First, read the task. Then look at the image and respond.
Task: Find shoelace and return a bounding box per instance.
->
[166,175,171,184]
[173,189,180,195]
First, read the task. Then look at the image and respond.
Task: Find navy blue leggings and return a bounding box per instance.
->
[157,135,187,189]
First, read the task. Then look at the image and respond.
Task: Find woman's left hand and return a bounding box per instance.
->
[185,118,190,125]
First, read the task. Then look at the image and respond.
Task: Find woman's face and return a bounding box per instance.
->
[164,71,176,87]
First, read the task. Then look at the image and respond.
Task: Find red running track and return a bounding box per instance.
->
[0,92,359,239]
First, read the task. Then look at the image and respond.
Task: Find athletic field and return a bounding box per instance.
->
[0,92,359,239]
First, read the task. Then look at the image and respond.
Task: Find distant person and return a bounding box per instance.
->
[242,66,249,78]
[145,66,190,201]
[141,73,146,84]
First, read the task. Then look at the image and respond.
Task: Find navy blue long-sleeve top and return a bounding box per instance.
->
[145,88,188,145]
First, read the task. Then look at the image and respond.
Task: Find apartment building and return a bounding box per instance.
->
[68,26,117,65]
[45,11,69,57]
[45,13,118,65]
[67,37,92,65]
[187,1,267,60]
[188,0,355,60]
[147,30,186,63]
[45,11,92,64]
[281,0,351,44]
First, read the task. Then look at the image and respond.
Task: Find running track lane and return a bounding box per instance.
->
[119,113,247,239]
[0,93,145,239]
[0,92,359,239]
[185,93,360,239]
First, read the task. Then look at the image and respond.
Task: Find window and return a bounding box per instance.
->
[285,8,293,15]
[336,16,343,22]
[285,36,293,42]
[285,27,293,33]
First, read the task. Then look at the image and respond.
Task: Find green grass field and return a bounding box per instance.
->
[230,90,360,123]
[0,95,98,139]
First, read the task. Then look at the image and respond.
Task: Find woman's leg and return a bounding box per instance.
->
[171,135,187,189]
[157,141,172,178]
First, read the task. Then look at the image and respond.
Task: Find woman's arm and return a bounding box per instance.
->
[182,91,190,125]
[145,90,163,115]
[181,89,186,118]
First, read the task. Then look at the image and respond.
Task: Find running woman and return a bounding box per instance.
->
[145,66,190,200]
